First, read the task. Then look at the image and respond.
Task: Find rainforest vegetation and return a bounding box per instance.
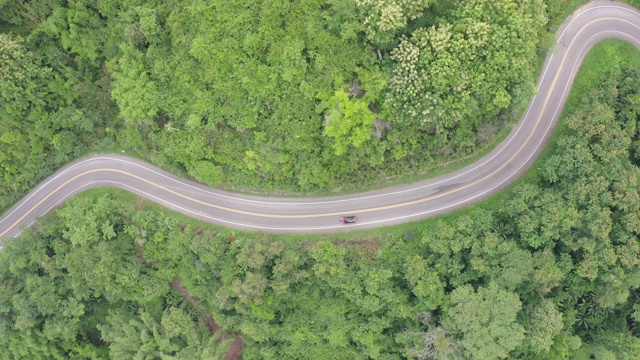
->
[1,0,557,209]
[2,36,640,360]
[2,0,640,359]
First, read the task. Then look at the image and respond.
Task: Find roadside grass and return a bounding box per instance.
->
[547,0,590,30]
[77,137,142,160]
[626,1,640,10]
[57,38,640,243]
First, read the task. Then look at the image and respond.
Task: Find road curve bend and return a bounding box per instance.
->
[2,1,640,238]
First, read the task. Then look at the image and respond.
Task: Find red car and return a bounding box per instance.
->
[340,216,357,224]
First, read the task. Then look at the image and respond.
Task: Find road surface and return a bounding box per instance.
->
[2,1,640,239]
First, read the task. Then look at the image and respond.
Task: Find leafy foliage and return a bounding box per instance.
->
[0,30,117,210]
[1,0,555,200]
[2,1,640,359]
[3,53,640,357]
[444,282,524,359]
[42,40,640,359]
[387,0,546,141]
[0,194,232,359]
[357,0,436,49]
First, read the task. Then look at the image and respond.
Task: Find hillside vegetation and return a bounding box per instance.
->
[0,0,552,206]
[2,38,640,359]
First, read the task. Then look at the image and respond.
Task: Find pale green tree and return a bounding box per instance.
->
[99,307,231,360]
[444,282,525,359]
[357,0,436,48]
[525,300,563,354]
[387,0,547,150]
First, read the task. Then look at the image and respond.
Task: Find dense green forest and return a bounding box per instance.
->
[2,35,640,358]
[3,0,640,359]
[1,0,563,210]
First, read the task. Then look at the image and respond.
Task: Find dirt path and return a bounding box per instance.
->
[134,241,243,359]
[171,278,243,360]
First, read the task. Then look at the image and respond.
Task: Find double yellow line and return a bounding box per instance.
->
[1,17,638,237]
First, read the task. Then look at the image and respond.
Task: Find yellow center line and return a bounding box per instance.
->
[2,17,639,237]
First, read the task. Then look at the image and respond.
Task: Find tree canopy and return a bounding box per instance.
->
[2,0,640,358]
[0,0,552,200]
[3,40,640,358]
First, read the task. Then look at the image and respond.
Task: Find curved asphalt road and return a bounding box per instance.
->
[2,1,640,240]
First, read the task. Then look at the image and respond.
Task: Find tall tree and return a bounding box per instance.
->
[443,282,525,359]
